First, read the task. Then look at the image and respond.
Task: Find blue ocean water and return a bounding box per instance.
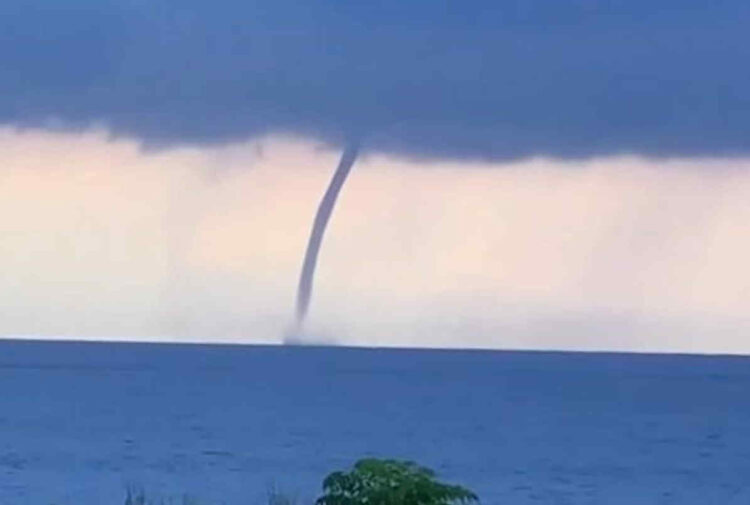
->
[1,340,749,505]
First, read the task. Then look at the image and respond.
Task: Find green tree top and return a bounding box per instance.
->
[316,458,479,505]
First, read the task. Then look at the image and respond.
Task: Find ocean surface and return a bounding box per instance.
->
[1,339,749,504]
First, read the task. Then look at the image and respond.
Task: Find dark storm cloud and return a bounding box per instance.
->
[2,0,749,159]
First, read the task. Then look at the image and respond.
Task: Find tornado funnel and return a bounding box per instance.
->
[295,142,360,327]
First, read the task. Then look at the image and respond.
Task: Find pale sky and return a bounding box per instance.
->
[3,0,750,354]
[3,127,749,354]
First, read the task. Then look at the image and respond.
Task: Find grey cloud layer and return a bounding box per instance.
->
[2,0,749,158]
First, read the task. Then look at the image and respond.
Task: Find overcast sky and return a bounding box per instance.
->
[2,2,750,353]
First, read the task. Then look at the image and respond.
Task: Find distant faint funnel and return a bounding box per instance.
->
[295,141,360,328]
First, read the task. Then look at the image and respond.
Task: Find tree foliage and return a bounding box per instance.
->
[316,459,479,505]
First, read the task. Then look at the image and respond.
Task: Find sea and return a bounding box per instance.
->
[1,339,749,504]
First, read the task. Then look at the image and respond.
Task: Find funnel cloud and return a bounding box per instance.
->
[295,142,360,329]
